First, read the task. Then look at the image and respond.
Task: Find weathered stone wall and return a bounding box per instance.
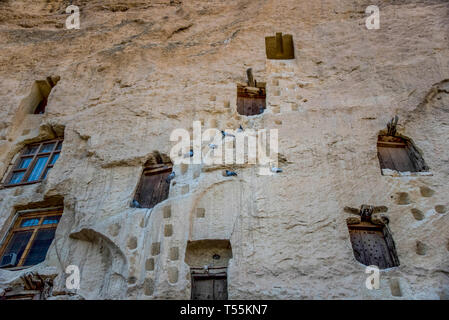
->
[0,0,448,299]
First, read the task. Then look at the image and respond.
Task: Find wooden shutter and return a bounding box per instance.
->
[237,84,266,116]
[191,274,228,300]
[134,165,172,209]
[378,141,416,172]
[213,276,228,300]
[237,96,266,116]
[348,223,399,269]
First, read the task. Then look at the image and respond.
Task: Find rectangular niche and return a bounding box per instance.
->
[236,82,266,116]
[347,222,399,269]
[185,239,232,300]
[133,164,172,209]
[377,135,428,174]
[31,77,59,114]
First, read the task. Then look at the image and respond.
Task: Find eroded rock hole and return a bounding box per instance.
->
[389,278,402,297]
[420,186,435,197]
[435,205,446,214]
[30,76,60,114]
[411,208,424,221]
[416,241,427,255]
[396,192,410,205]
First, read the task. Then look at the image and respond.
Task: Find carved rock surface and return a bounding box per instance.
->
[0,0,448,299]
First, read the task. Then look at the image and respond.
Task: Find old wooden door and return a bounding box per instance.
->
[191,274,228,300]
[237,96,266,116]
[134,165,172,209]
[348,224,397,269]
[377,141,416,172]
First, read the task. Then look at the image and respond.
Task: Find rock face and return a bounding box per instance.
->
[0,0,448,300]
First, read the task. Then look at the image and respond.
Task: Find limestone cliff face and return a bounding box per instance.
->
[0,0,448,299]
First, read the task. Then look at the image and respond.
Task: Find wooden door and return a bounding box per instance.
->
[378,141,416,172]
[134,166,172,209]
[191,274,228,300]
[237,96,266,116]
[213,276,228,300]
[349,226,396,269]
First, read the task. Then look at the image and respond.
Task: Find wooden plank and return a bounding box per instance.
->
[349,229,365,265]
[377,141,407,148]
[137,173,160,208]
[387,147,415,172]
[378,146,396,170]
[213,277,228,300]
[237,96,266,116]
[135,168,172,209]
[383,227,400,267]
[192,278,214,300]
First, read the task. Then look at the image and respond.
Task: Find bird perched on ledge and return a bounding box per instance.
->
[225,170,237,176]
[166,171,175,183]
[184,149,194,158]
[131,199,142,208]
[221,130,235,139]
[271,166,283,173]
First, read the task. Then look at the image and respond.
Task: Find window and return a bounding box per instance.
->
[0,209,62,268]
[377,135,428,174]
[347,222,399,269]
[191,273,228,300]
[236,83,266,116]
[132,163,172,209]
[4,139,63,187]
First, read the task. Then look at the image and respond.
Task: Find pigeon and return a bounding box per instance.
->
[259,106,264,114]
[208,143,218,149]
[236,125,243,132]
[271,166,283,173]
[184,149,194,158]
[225,170,237,176]
[221,130,235,139]
[131,199,142,208]
[166,171,175,183]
